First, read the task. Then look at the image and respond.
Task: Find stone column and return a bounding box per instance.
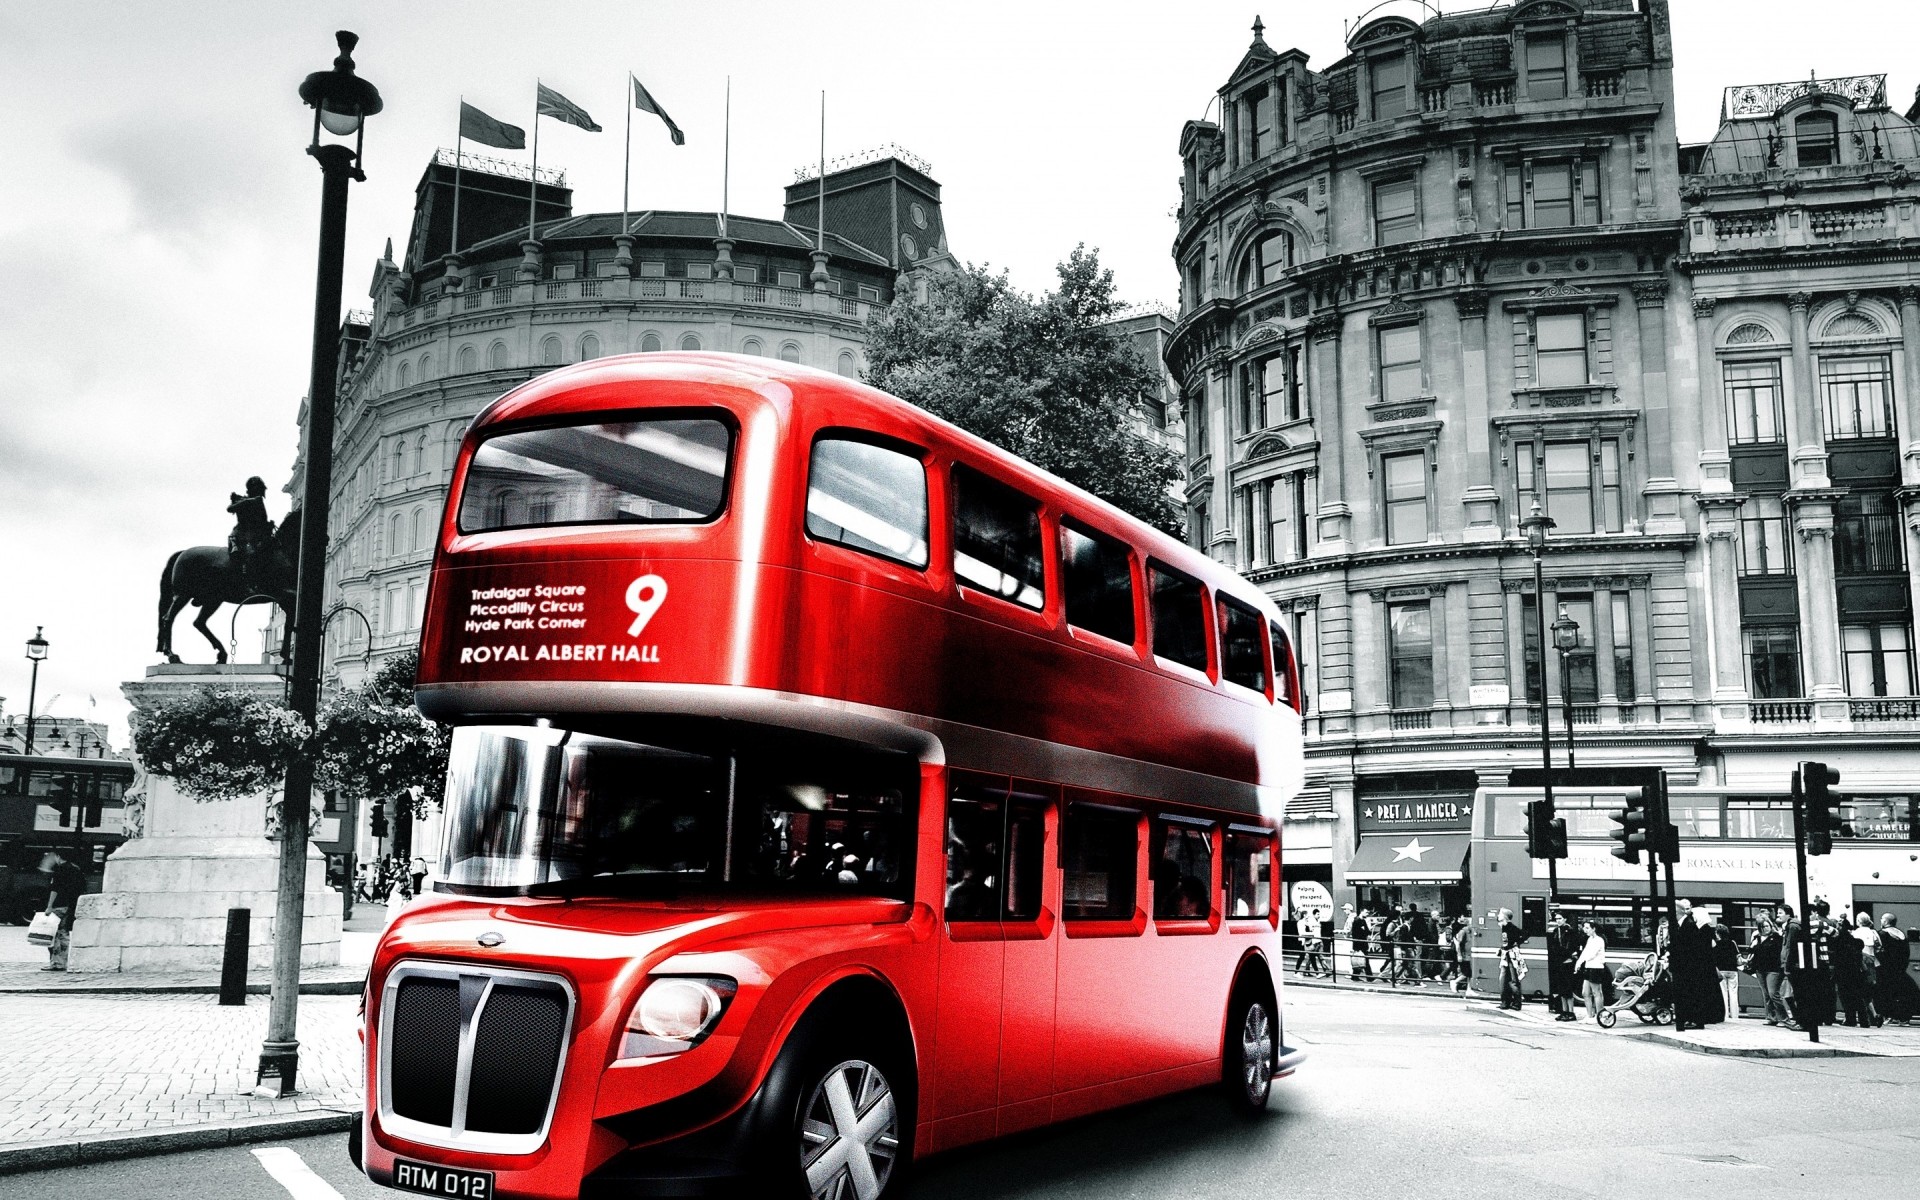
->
[1898,287,1920,484]
[1786,291,1830,489]
[1541,582,1565,706]
[1430,587,1453,721]
[1788,491,1849,724]
[1310,311,1351,551]
[1593,582,1618,711]
[1505,585,1530,726]
[1693,295,1731,492]
[1351,590,1386,731]
[1456,290,1501,539]
[1904,489,1920,646]
[1695,494,1750,723]
[1637,280,1686,532]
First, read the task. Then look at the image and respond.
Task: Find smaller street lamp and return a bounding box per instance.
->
[1518,502,1561,909]
[23,628,48,755]
[1552,603,1583,768]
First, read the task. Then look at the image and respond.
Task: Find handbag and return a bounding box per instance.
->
[26,910,61,946]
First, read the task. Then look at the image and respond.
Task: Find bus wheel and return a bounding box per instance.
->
[1224,988,1276,1112]
[796,1056,905,1200]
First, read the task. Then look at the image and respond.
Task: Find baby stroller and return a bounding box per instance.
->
[1596,953,1673,1028]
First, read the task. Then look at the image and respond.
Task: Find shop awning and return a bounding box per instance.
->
[1343,832,1470,883]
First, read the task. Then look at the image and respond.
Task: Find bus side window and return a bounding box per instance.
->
[1216,596,1269,693]
[1223,830,1273,919]
[952,464,1045,610]
[1147,562,1209,673]
[1062,805,1139,922]
[945,783,1005,922]
[1004,792,1047,921]
[805,435,930,568]
[1059,520,1136,644]
[1151,819,1214,920]
[1270,619,1297,709]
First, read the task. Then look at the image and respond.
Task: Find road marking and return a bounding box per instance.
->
[252,1146,347,1200]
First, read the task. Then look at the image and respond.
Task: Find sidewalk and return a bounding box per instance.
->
[0,910,378,994]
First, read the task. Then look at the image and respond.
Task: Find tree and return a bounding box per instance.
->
[864,246,1182,534]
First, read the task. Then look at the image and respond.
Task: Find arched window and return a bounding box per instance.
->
[1796,111,1839,168]
[1822,311,1883,340]
[740,337,764,356]
[456,344,478,373]
[390,440,405,480]
[486,490,525,528]
[778,341,802,363]
[412,506,427,550]
[414,432,428,474]
[418,353,432,381]
[1240,231,1293,292]
[578,332,600,360]
[540,335,563,366]
[389,512,405,554]
[837,350,858,377]
[528,492,555,523]
[640,331,663,353]
[396,360,413,389]
[679,333,703,352]
[488,340,509,369]
[1724,322,1774,346]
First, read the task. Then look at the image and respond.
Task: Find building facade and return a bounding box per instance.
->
[1171,1,1920,927]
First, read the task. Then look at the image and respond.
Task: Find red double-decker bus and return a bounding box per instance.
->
[356,353,1305,1200]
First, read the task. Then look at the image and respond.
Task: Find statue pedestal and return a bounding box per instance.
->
[67,664,340,973]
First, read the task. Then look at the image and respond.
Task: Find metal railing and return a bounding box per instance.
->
[395,277,875,327]
[1280,929,1478,990]
[1835,512,1904,575]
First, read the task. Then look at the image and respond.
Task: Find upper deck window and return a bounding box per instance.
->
[457,416,732,533]
[1216,596,1269,693]
[806,436,930,568]
[952,465,1045,610]
[1060,520,1136,645]
[1149,562,1209,672]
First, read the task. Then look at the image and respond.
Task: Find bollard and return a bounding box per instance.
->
[219,907,250,1006]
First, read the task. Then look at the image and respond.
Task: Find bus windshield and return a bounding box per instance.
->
[456,415,733,532]
[438,725,914,899]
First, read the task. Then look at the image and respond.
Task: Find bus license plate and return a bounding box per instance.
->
[392,1157,494,1200]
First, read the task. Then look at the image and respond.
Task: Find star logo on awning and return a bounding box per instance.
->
[1391,837,1434,863]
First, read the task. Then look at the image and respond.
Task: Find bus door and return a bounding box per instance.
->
[931,775,1058,1146]
[1052,797,1149,1104]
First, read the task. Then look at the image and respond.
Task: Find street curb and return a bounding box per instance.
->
[0,979,362,997]
[1640,1032,1868,1059]
[0,1109,357,1175]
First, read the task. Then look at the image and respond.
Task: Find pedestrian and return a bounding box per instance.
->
[1498,908,1528,1011]
[1830,911,1877,1027]
[1712,912,1742,1019]
[410,854,428,898]
[1450,916,1474,993]
[1574,918,1609,1023]
[1777,903,1808,1030]
[1343,904,1373,981]
[38,846,88,973]
[1670,901,1725,1030]
[1547,912,1580,1021]
[1301,911,1329,977]
[1876,914,1918,1025]
[1746,913,1789,1026]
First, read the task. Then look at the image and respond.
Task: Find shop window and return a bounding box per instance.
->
[1381,450,1428,545]
[1724,359,1785,444]
[1149,562,1209,671]
[1796,112,1839,167]
[1387,600,1433,709]
[1222,830,1273,919]
[1063,805,1138,921]
[1151,818,1215,920]
[1060,520,1136,644]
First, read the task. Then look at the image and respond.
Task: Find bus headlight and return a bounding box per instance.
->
[620,976,737,1059]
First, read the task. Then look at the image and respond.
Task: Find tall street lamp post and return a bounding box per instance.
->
[23,628,48,755]
[1520,501,1560,905]
[1552,604,1583,769]
[259,31,381,1097]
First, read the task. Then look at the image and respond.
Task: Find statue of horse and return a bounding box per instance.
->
[157,510,302,664]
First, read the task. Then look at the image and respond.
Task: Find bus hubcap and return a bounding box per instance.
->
[801,1059,899,1200]
[1242,1002,1273,1101]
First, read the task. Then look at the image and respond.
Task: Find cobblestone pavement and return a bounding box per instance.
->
[0,992,362,1148]
[0,922,374,992]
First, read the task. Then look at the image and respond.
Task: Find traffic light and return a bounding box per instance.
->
[1647,773,1681,865]
[370,802,389,840]
[1609,787,1650,863]
[1801,760,1844,856]
[1527,800,1569,860]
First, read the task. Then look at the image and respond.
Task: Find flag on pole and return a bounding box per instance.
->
[631,73,685,145]
[459,101,525,149]
[537,83,602,132]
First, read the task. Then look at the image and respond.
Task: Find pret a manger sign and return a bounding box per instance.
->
[452,573,668,668]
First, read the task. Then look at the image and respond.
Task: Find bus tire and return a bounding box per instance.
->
[754,994,916,1200]
[1223,980,1278,1113]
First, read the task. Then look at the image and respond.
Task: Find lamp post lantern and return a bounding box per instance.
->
[258,30,381,1098]
[1519,501,1560,906]
[23,628,48,755]
[1552,603,1583,769]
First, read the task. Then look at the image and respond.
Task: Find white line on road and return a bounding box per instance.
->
[252,1146,347,1200]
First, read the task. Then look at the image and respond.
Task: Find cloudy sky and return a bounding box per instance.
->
[1,0,1912,745]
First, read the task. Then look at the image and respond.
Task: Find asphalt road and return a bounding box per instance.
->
[7,986,1918,1200]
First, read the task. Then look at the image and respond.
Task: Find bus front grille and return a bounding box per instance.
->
[380,963,574,1152]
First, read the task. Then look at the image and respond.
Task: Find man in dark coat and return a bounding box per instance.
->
[1344,904,1373,980]
[1547,913,1581,1021]
[1876,914,1918,1025]
[1498,909,1529,1011]
[1670,901,1725,1030]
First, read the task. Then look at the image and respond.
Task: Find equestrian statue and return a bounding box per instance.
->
[156,476,302,663]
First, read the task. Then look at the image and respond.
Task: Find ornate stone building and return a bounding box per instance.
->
[1173,2,1920,915]
[286,147,951,694]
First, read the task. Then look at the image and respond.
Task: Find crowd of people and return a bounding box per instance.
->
[354,854,429,906]
[1287,903,1476,991]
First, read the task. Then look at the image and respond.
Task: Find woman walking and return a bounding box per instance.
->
[1876,914,1918,1025]
[1747,914,1789,1026]
[1574,918,1610,1023]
